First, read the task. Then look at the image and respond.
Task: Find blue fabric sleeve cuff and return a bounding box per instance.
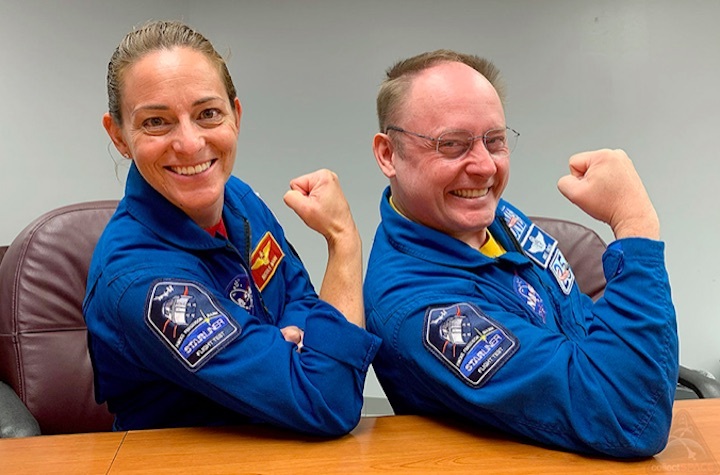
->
[302,301,381,372]
[603,237,665,280]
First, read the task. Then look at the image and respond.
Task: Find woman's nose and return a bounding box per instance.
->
[172,121,205,156]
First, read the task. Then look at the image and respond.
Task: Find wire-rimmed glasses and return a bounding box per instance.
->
[385,126,519,160]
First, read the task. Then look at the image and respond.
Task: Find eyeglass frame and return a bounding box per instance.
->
[384,125,519,159]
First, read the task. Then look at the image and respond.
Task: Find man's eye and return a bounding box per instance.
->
[438,138,470,157]
[485,135,508,153]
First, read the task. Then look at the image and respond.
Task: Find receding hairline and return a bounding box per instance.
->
[376,50,506,133]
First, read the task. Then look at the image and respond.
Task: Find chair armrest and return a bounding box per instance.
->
[0,381,41,437]
[678,365,720,399]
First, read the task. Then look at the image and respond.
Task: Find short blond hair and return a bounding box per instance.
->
[377,49,505,133]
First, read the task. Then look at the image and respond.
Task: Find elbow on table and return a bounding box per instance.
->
[589,416,673,458]
[597,433,670,459]
[304,409,362,438]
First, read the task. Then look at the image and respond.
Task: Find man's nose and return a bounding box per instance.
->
[464,140,497,174]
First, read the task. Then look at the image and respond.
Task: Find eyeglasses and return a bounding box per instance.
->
[385,125,519,160]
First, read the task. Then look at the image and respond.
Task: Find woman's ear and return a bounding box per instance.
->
[233,97,242,132]
[373,133,397,179]
[102,113,131,159]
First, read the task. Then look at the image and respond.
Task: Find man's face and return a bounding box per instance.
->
[378,62,510,248]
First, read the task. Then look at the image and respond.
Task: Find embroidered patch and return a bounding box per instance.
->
[549,249,575,295]
[501,205,528,241]
[521,224,558,269]
[424,302,519,387]
[251,232,285,291]
[146,281,240,371]
[513,275,547,324]
[225,269,255,313]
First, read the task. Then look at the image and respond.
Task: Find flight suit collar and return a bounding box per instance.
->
[379,187,531,270]
[123,163,248,252]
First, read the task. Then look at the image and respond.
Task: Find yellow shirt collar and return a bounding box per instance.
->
[389,195,505,257]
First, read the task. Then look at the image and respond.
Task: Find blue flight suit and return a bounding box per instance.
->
[84,164,380,436]
[364,187,678,457]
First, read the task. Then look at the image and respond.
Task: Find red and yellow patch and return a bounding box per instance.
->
[250,232,285,291]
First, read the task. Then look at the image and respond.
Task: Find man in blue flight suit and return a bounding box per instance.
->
[364,49,678,457]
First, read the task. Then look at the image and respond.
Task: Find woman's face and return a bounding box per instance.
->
[104,47,241,228]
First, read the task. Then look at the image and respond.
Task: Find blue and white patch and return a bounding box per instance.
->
[146,281,240,371]
[424,302,519,387]
[225,270,255,313]
[549,249,575,295]
[513,275,547,324]
[521,224,558,269]
[501,206,528,241]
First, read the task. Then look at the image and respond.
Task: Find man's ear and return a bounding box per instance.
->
[373,133,397,179]
[102,113,131,158]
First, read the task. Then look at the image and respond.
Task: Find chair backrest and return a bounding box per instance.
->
[530,216,607,301]
[0,200,118,434]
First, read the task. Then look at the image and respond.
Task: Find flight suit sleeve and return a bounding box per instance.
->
[109,267,380,437]
[379,238,677,457]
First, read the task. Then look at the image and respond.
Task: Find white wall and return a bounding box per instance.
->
[2,1,718,399]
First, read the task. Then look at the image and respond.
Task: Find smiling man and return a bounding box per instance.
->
[364,50,678,458]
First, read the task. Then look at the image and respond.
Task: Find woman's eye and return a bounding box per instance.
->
[199,108,222,121]
[142,117,168,131]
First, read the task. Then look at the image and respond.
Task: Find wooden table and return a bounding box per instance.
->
[1,399,718,474]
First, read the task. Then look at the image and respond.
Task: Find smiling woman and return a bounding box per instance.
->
[84,20,380,436]
[103,46,241,228]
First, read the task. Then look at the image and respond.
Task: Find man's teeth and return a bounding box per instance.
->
[171,161,212,176]
[453,188,488,198]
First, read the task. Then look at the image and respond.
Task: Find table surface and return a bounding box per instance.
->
[1,398,718,474]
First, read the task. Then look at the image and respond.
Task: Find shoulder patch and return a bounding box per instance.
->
[146,281,240,371]
[500,205,528,241]
[251,232,285,291]
[424,302,519,387]
[549,248,575,295]
[521,224,558,269]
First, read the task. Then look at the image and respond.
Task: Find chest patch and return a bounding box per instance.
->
[513,275,547,324]
[225,269,255,313]
[146,281,240,371]
[251,232,285,291]
[424,302,519,387]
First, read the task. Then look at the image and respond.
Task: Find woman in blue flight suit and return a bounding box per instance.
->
[84,20,379,435]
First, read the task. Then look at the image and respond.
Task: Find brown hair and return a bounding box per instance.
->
[106,20,237,124]
[376,49,505,133]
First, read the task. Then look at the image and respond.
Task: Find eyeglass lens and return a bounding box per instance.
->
[437,129,514,159]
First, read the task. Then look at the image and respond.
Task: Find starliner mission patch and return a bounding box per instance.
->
[146,281,240,371]
[424,302,519,387]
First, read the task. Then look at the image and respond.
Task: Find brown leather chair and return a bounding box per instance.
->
[0,206,715,438]
[0,201,119,437]
[531,216,720,399]
[531,217,607,301]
